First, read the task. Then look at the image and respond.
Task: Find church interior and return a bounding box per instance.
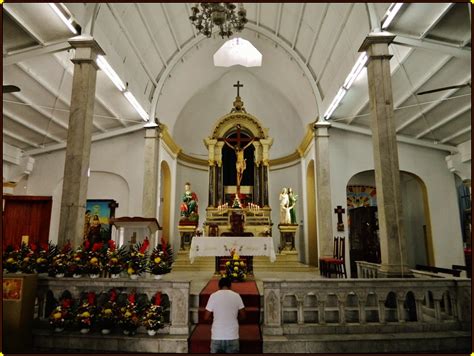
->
[2,2,471,354]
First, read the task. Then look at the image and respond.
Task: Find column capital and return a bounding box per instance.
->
[358,32,396,52]
[313,120,331,137]
[69,35,105,67]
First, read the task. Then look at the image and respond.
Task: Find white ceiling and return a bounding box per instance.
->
[2,3,471,156]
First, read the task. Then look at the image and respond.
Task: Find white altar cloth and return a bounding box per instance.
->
[189,236,276,263]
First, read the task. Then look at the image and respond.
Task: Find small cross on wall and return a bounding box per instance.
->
[334,205,345,231]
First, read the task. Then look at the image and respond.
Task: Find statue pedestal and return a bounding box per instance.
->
[178,223,198,250]
[278,224,298,252]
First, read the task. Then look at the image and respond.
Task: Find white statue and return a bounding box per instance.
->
[279,188,291,224]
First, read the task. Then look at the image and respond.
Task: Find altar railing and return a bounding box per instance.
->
[262,278,471,335]
[35,276,190,335]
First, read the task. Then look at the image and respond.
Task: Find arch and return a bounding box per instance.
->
[306,160,318,266]
[212,112,267,139]
[160,160,171,242]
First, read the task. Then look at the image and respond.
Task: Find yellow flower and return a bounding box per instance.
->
[36,257,45,263]
[74,257,81,262]
[6,258,15,264]
[240,261,245,266]
[23,257,30,262]
[138,253,144,257]
[233,253,240,260]
[81,311,90,318]
[234,266,239,271]
[53,312,62,319]
[110,257,118,263]
[124,311,132,318]
[90,257,98,264]
[232,273,238,277]
[104,309,112,315]
[127,267,135,275]
[225,261,230,266]
[154,257,161,263]
[234,262,239,266]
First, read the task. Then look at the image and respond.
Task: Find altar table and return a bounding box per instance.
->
[189,236,276,264]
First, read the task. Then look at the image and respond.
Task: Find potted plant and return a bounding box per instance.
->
[3,246,20,273]
[118,292,140,335]
[49,291,74,332]
[18,242,36,274]
[86,242,106,278]
[104,240,126,278]
[223,248,247,282]
[124,239,150,279]
[142,292,165,336]
[68,245,87,278]
[49,242,72,278]
[97,289,118,334]
[148,239,173,280]
[35,242,57,274]
[75,292,96,334]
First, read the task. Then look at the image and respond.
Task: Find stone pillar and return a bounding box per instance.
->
[313,121,334,257]
[359,33,410,277]
[57,36,104,247]
[142,123,161,217]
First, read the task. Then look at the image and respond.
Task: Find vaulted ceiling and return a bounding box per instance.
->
[3,3,471,157]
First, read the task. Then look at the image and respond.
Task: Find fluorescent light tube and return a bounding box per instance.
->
[124,91,149,122]
[382,3,403,29]
[49,3,77,34]
[97,55,126,92]
[343,52,368,90]
[323,87,347,120]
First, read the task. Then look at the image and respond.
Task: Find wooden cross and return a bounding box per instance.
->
[222,124,254,149]
[233,80,243,97]
[334,205,345,231]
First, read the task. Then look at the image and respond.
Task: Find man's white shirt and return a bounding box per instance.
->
[205,289,245,340]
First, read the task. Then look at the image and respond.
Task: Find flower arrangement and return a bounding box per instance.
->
[223,248,246,282]
[75,292,96,332]
[142,292,165,335]
[48,242,73,277]
[124,239,150,278]
[148,239,173,277]
[18,242,36,273]
[118,291,141,335]
[3,245,20,273]
[86,242,106,277]
[35,242,58,273]
[97,289,119,333]
[104,240,127,277]
[49,291,74,332]
[67,245,87,277]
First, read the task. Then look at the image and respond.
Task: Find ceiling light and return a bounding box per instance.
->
[213,37,262,67]
[49,3,78,34]
[323,88,347,120]
[124,91,149,122]
[381,3,403,29]
[97,55,126,92]
[189,3,248,39]
[343,52,368,90]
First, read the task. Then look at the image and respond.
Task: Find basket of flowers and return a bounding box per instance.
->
[97,289,119,334]
[49,242,72,277]
[86,242,107,278]
[3,245,20,273]
[124,239,150,279]
[49,291,74,332]
[68,245,87,278]
[104,240,127,278]
[224,248,247,282]
[18,242,37,273]
[118,292,141,335]
[142,292,165,336]
[35,242,58,274]
[75,292,96,334]
[148,239,173,280]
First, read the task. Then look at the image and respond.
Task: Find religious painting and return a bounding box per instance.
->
[3,278,22,301]
[346,186,377,209]
[84,199,118,243]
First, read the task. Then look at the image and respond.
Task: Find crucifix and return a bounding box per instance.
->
[233,80,243,97]
[334,205,346,231]
[219,124,258,196]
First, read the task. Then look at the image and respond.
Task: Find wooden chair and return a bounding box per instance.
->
[319,236,347,278]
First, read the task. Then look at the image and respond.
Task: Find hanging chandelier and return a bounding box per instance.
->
[189,3,248,39]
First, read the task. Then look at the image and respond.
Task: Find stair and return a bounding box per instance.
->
[253,253,319,273]
[172,250,214,272]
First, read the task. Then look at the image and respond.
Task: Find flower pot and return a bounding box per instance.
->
[89,274,100,279]
[55,273,65,278]
[111,273,120,279]
[129,274,139,280]
[80,328,90,334]
[147,329,157,336]
[101,328,111,335]
[54,327,64,333]
[73,274,82,278]
[153,274,163,280]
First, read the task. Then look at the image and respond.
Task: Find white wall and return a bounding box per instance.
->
[329,128,465,269]
[26,130,145,244]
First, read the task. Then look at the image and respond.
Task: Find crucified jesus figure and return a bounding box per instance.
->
[224,136,255,188]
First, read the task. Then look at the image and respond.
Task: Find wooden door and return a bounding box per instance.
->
[348,206,380,277]
[3,196,52,250]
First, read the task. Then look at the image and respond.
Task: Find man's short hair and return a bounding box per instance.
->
[219,277,232,289]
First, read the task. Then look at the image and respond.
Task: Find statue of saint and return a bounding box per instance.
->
[180,182,199,223]
[279,188,291,224]
[288,188,298,224]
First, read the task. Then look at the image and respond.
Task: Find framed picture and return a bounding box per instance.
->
[84,199,118,243]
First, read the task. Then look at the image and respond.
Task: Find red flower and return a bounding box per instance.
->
[29,242,37,252]
[84,240,90,251]
[139,238,150,254]
[40,242,49,252]
[154,292,161,306]
[109,289,117,302]
[92,242,104,252]
[128,293,136,304]
[87,292,96,306]
[108,240,116,251]
[62,298,72,308]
